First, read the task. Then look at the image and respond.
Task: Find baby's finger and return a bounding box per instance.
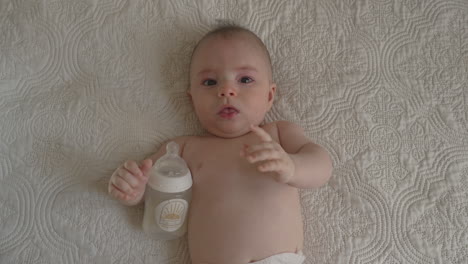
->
[257,159,283,173]
[109,183,133,201]
[123,160,143,178]
[244,142,276,154]
[117,168,140,188]
[240,144,249,157]
[250,125,273,142]
[139,159,153,176]
[111,174,134,194]
[246,149,281,163]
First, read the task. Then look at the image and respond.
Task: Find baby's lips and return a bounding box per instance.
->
[217,104,239,114]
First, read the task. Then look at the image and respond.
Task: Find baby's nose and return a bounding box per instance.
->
[217,85,237,97]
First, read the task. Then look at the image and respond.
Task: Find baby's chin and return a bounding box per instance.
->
[203,123,252,139]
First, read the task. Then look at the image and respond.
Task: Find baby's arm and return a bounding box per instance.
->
[241,121,332,188]
[108,136,189,206]
[276,121,333,189]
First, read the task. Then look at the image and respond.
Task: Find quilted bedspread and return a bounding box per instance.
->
[1,0,468,263]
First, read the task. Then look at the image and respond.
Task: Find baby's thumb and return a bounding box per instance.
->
[140,159,153,177]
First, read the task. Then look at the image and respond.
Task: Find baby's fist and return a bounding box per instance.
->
[108,159,153,206]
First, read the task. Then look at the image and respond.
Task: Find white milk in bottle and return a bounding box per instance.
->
[142,141,192,240]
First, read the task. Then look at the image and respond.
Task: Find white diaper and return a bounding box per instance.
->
[249,251,306,264]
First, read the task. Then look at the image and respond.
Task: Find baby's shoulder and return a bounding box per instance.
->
[272,120,302,129]
[264,120,307,150]
[263,120,303,136]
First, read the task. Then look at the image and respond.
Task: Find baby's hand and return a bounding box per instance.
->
[108,159,153,206]
[241,125,295,184]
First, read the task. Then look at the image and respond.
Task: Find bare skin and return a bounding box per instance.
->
[181,122,304,263]
[108,31,333,263]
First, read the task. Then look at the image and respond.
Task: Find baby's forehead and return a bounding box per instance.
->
[208,30,260,44]
[191,31,271,65]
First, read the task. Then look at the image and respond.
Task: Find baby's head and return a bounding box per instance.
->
[188,25,276,138]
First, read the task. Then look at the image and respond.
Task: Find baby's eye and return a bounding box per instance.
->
[202,79,217,86]
[240,77,253,84]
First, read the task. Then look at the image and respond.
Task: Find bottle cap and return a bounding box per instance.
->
[147,141,192,193]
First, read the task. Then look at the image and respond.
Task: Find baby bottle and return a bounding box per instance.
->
[142,141,192,240]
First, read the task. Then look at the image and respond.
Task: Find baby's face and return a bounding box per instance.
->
[188,32,276,138]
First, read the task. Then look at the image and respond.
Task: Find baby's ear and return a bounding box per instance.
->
[186,89,195,106]
[268,83,276,104]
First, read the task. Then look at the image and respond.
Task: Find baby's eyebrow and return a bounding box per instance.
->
[196,69,214,76]
[235,66,258,72]
[196,66,258,77]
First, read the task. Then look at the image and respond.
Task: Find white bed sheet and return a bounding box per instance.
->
[1,0,468,263]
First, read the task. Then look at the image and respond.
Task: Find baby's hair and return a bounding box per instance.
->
[189,23,273,78]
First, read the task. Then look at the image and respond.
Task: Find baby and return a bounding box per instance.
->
[108,25,333,264]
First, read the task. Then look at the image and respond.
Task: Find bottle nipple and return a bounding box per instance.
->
[166,141,179,156]
[148,141,192,193]
[154,141,186,177]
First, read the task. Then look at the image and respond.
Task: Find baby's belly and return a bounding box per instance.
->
[187,180,303,264]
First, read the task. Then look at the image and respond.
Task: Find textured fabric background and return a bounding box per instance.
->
[1,0,468,263]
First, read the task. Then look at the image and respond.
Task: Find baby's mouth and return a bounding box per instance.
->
[218,106,239,119]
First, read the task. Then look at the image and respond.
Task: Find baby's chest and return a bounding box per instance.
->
[183,138,271,186]
[186,145,248,177]
[185,147,281,206]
